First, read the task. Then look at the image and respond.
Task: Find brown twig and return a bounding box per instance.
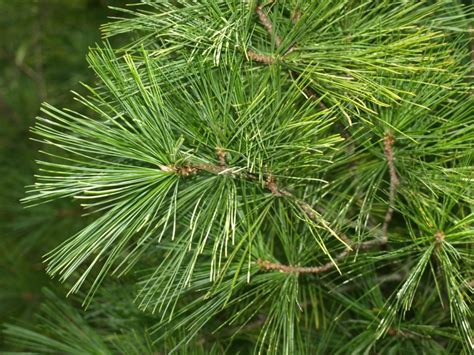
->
[251,2,331,113]
[216,147,226,167]
[387,327,420,339]
[256,233,390,275]
[246,49,276,64]
[161,164,199,176]
[161,162,288,198]
[162,155,390,275]
[255,5,282,47]
[160,161,335,239]
[434,230,444,252]
[265,174,282,196]
[381,133,399,242]
[291,8,301,24]
[270,233,349,274]
[246,3,281,64]
[257,251,351,274]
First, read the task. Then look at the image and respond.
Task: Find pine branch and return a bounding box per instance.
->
[246,49,275,64]
[159,160,335,236]
[251,1,347,124]
[290,7,301,24]
[255,4,282,47]
[250,2,333,120]
[256,248,351,274]
[381,133,400,242]
[251,1,358,191]
[434,230,445,252]
[11,1,473,352]
[216,147,226,167]
[254,231,391,275]
[246,3,281,64]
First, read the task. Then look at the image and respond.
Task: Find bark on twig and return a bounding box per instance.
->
[159,161,335,243]
[216,147,226,167]
[255,5,282,47]
[291,8,301,24]
[381,133,400,242]
[256,233,389,275]
[160,151,390,275]
[434,230,444,252]
[257,248,351,274]
[162,162,303,205]
[246,49,275,64]
[251,2,330,111]
[251,4,334,118]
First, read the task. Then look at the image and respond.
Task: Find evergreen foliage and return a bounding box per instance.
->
[3,0,473,353]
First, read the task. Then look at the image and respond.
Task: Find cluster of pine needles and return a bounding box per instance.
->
[3,1,473,353]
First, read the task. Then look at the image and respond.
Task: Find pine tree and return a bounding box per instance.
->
[3,0,473,353]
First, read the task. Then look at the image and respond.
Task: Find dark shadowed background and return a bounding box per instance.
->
[0,0,127,348]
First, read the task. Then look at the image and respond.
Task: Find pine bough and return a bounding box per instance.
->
[5,1,473,353]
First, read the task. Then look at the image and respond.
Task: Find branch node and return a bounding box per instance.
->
[265,175,282,196]
[216,147,226,167]
[159,164,198,176]
[434,230,445,252]
[291,9,301,24]
[246,49,276,64]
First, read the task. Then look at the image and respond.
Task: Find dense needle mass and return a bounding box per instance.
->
[3,1,473,354]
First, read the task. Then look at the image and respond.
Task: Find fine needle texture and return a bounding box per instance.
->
[3,1,473,354]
